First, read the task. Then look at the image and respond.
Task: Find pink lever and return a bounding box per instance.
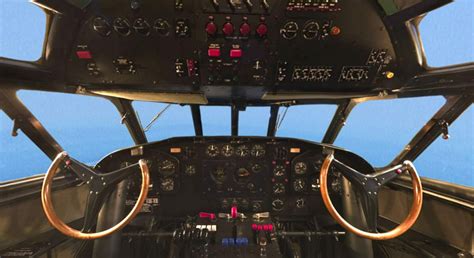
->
[199,212,216,220]
[231,206,238,219]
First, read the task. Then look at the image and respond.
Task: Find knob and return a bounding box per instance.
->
[222,22,234,36]
[240,22,251,37]
[206,21,217,36]
[256,23,268,38]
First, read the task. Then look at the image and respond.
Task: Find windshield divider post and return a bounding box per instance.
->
[390,95,473,166]
[231,105,239,136]
[322,100,357,144]
[110,98,148,145]
[0,89,63,159]
[267,105,279,137]
[190,105,203,136]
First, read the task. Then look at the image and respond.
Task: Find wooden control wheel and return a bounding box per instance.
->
[41,152,149,240]
[319,152,423,240]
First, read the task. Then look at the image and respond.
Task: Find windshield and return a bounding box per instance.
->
[0,1,472,186]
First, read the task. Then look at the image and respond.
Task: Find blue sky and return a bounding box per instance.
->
[0,0,472,186]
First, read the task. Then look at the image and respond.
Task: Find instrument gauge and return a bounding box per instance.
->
[273,165,285,177]
[272,183,285,194]
[251,163,262,173]
[154,18,170,36]
[211,167,227,183]
[185,165,196,176]
[313,160,323,172]
[293,178,306,192]
[294,161,307,175]
[133,18,151,36]
[206,145,219,157]
[113,17,131,36]
[160,178,175,192]
[272,199,285,211]
[221,144,234,157]
[302,21,319,40]
[158,159,176,176]
[235,168,251,184]
[251,144,266,158]
[236,145,249,157]
[92,17,111,37]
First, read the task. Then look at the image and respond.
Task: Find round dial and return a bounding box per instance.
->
[234,168,251,183]
[221,144,234,157]
[185,165,196,176]
[302,21,319,40]
[206,145,219,157]
[293,178,306,192]
[296,198,305,208]
[160,178,174,192]
[154,18,170,36]
[236,145,249,157]
[294,161,307,175]
[158,159,176,176]
[281,21,298,40]
[273,183,285,194]
[251,144,266,158]
[273,165,285,177]
[251,163,262,173]
[133,18,151,36]
[313,160,323,172]
[113,17,131,36]
[92,17,111,37]
[211,167,227,183]
[272,199,285,211]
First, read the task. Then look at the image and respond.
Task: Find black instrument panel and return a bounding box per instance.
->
[95,137,374,217]
[66,0,399,99]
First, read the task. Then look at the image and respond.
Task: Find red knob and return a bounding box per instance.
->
[256,23,268,37]
[231,206,238,219]
[205,22,217,36]
[240,22,251,36]
[222,22,234,36]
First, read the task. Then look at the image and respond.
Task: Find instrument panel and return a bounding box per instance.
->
[95,137,374,217]
[66,0,398,99]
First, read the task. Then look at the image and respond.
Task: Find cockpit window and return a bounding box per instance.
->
[415,107,473,186]
[201,106,231,135]
[17,90,133,163]
[133,102,195,140]
[0,0,46,61]
[277,105,337,142]
[419,0,474,67]
[239,107,271,136]
[335,97,445,167]
[0,112,51,182]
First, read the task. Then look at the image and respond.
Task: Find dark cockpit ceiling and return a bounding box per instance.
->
[3,0,470,106]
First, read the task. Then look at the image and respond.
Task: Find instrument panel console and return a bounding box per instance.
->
[95,137,374,217]
[67,0,398,98]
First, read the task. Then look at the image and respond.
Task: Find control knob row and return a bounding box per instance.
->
[206,16,268,38]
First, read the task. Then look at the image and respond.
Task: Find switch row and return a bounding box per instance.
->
[208,47,243,58]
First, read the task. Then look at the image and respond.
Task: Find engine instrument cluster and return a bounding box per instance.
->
[95,137,373,218]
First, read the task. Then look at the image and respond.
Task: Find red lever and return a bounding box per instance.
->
[199,212,216,220]
[231,206,238,219]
